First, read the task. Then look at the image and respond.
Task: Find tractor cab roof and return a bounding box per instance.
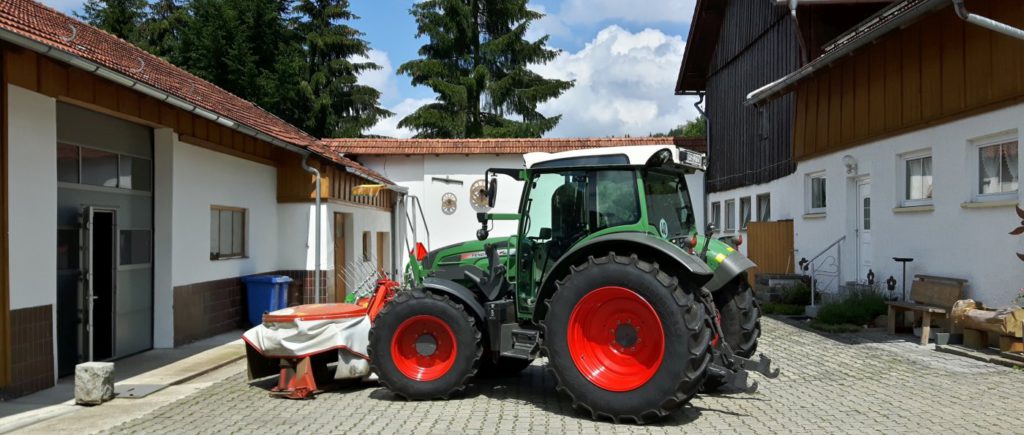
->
[523,145,707,172]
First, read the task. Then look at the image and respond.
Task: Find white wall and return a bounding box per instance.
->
[360,155,525,249]
[8,85,57,310]
[153,128,175,348]
[7,84,58,380]
[708,176,801,257]
[760,103,1024,305]
[170,141,279,286]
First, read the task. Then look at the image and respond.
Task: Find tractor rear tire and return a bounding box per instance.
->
[714,277,761,358]
[703,278,761,393]
[368,289,482,400]
[541,254,711,424]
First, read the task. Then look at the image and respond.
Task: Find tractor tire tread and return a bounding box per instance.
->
[541,253,711,424]
[368,289,482,400]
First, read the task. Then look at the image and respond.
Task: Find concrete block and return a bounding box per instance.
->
[75,362,115,405]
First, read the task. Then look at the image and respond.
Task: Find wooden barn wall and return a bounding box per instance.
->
[276,152,393,211]
[794,2,1024,160]
[706,4,799,192]
[1,46,277,165]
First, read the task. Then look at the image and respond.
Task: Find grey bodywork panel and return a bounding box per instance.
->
[702,253,756,292]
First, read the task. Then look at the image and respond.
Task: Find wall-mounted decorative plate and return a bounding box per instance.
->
[470,179,490,210]
[442,192,457,215]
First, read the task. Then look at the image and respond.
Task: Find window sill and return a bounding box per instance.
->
[802,212,826,219]
[960,199,1019,209]
[211,256,249,261]
[893,205,934,213]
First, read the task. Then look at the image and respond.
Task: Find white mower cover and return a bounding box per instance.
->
[242,306,372,381]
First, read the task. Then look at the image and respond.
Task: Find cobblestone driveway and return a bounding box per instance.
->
[107,318,1023,434]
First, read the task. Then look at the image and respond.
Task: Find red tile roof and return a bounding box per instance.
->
[321,137,707,156]
[0,0,316,147]
[307,144,394,186]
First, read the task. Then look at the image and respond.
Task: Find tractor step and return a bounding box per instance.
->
[499,327,540,360]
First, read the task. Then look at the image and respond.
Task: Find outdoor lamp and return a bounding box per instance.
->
[867,269,875,285]
[886,276,897,300]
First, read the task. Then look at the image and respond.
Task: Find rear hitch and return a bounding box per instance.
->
[707,363,758,394]
[731,353,780,379]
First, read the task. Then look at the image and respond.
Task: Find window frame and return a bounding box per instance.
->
[806,172,827,214]
[971,132,1019,202]
[710,201,721,230]
[739,196,752,230]
[899,149,934,208]
[210,205,247,260]
[724,199,737,232]
[756,193,771,222]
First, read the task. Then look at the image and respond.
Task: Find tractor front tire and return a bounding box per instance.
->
[703,278,761,393]
[368,290,481,400]
[542,254,711,424]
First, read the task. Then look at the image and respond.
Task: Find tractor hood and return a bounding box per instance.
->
[422,237,515,270]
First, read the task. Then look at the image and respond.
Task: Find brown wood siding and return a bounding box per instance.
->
[793,3,1024,160]
[1,46,276,163]
[746,220,795,284]
[0,47,9,388]
[276,152,392,211]
[705,5,799,192]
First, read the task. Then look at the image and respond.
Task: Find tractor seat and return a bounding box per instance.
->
[262,303,367,323]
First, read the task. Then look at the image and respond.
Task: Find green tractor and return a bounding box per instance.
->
[367,145,777,423]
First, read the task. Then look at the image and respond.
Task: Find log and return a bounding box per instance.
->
[951,300,1024,338]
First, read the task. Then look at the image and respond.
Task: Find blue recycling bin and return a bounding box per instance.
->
[242,275,292,326]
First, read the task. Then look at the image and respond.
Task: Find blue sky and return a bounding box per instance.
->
[39,0,700,138]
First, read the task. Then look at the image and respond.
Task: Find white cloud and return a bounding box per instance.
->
[355,49,398,103]
[526,5,570,41]
[533,25,698,138]
[559,0,695,25]
[366,97,435,138]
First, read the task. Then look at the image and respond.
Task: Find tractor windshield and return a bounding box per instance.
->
[644,170,694,240]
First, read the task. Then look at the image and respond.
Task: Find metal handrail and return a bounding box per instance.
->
[404,196,431,252]
[806,235,845,309]
[807,235,845,264]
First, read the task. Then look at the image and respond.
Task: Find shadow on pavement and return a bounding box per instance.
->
[0,330,243,421]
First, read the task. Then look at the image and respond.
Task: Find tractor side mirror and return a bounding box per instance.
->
[705,222,717,237]
[538,227,552,240]
[487,177,498,208]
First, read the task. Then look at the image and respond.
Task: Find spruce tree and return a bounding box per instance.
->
[77,0,148,42]
[293,0,391,138]
[139,0,187,58]
[398,0,573,138]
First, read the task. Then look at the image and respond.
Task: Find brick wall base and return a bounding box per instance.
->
[172,270,328,347]
[0,305,54,400]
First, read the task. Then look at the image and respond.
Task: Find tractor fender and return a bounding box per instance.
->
[702,253,756,293]
[533,232,713,322]
[421,277,487,322]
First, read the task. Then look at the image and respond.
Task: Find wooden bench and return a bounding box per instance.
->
[886,275,967,345]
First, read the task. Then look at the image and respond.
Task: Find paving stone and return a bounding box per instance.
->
[102,318,1024,434]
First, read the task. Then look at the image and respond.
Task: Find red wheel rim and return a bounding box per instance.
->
[391,315,458,381]
[568,286,665,392]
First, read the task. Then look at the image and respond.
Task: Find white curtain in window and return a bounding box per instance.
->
[906,157,933,200]
[1002,142,1018,192]
[980,145,1001,194]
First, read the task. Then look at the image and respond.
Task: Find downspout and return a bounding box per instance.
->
[789,0,810,64]
[301,153,322,304]
[693,93,710,235]
[953,0,1024,41]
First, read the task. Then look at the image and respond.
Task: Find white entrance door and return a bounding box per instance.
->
[856,180,872,283]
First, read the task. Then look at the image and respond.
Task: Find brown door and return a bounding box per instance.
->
[376,232,386,275]
[333,213,346,302]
